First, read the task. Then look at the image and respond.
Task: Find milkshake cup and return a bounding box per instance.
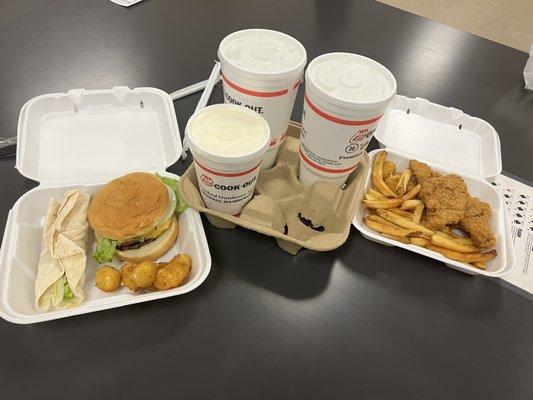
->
[186,104,271,215]
[218,29,307,169]
[299,53,397,187]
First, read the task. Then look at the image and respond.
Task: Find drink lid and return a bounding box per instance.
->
[219,29,306,78]
[186,104,271,163]
[306,53,397,109]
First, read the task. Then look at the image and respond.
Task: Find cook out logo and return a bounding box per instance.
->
[201,174,213,187]
[350,128,370,143]
[200,173,258,192]
[212,176,257,191]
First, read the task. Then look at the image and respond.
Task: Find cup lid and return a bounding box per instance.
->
[218,29,307,79]
[185,104,271,164]
[305,52,397,109]
[16,87,181,183]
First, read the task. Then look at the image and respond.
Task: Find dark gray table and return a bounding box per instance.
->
[1,1,532,399]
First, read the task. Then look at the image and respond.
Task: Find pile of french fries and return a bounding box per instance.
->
[362,151,497,270]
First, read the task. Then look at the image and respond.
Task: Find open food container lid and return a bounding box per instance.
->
[16,86,181,183]
[374,95,502,179]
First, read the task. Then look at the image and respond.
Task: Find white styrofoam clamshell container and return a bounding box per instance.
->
[353,95,514,276]
[374,96,502,179]
[0,87,212,324]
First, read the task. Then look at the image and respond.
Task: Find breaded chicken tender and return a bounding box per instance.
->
[460,198,496,248]
[409,160,440,182]
[419,174,470,229]
[408,160,470,229]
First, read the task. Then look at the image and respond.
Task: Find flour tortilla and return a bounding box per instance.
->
[35,189,90,311]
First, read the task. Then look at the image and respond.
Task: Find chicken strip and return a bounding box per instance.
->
[409,160,440,182]
[460,198,496,248]
[418,174,470,229]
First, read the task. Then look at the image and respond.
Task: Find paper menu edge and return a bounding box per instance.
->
[491,173,533,297]
[109,0,144,7]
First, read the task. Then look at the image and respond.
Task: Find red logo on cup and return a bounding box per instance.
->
[350,128,369,143]
[201,174,213,187]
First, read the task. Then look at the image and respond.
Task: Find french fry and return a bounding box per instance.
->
[390,173,401,180]
[439,226,453,235]
[362,184,421,209]
[435,229,454,239]
[412,204,424,224]
[430,234,481,253]
[364,217,413,237]
[435,230,474,246]
[385,176,400,193]
[449,229,475,245]
[365,193,377,201]
[410,232,431,240]
[390,208,414,220]
[471,262,487,270]
[363,198,404,209]
[367,215,401,229]
[372,151,396,197]
[400,199,423,210]
[382,160,396,179]
[401,183,421,200]
[410,237,430,247]
[368,188,386,199]
[453,237,474,246]
[395,169,412,196]
[381,233,410,244]
[426,244,497,263]
[377,209,434,236]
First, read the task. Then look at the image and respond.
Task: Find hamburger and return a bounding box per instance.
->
[88,172,187,263]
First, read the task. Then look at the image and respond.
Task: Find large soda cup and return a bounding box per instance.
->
[218,29,307,169]
[299,53,397,187]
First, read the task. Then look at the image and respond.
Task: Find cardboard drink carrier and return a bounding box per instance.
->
[353,95,515,277]
[0,86,212,324]
[180,121,369,254]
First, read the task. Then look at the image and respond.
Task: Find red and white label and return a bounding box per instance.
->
[299,92,382,174]
[221,74,300,150]
[194,159,262,215]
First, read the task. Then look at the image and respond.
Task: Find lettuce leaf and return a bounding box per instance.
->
[157,174,188,213]
[63,281,74,300]
[93,237,117,263]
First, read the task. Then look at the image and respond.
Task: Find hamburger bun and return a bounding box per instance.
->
[115,215,179,263]
[88,172,170,241]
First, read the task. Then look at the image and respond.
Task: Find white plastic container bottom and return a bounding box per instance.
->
[0,175,211,324]
[218,28,307,169]
[352,95,512,276]
[299,53,397,187]
[186,104,271,215]
[0,86,212,323]
[354,149,512,276]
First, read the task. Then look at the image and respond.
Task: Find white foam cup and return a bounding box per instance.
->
[186,104,271,215]
[299,53,397,187]
[218,29,307,169]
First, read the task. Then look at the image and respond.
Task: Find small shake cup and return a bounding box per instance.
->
[186,104,271,215]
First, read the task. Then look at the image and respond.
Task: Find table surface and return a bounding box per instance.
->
[1,1,533,399]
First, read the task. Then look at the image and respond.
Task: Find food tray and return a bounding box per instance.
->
[180,121,368,254]
[0,87,212,324]
[353,95,514,276]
